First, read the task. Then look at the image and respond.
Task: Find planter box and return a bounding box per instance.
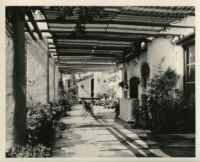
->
[119,98,139,122]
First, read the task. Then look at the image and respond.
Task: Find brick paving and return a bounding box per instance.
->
[52,105,195,157]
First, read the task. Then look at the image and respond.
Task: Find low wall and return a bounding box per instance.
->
[119,98,139,122]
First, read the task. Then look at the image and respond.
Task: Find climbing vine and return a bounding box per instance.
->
[51,7,105,33]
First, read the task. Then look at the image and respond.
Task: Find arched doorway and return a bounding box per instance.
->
[129,76,140,98]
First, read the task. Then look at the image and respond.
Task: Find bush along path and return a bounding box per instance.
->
[6,78,78,157]
[6,100,71,158]
[135,61,194,133]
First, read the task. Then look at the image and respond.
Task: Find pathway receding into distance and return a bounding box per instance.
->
[52,105,195,157]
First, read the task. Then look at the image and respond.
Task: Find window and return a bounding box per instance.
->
[68,80,71,88]
[141,62,150,88]
[124,68,128,98]
[184,44,195,105]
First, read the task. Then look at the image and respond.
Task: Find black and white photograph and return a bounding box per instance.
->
[1,0,199,160]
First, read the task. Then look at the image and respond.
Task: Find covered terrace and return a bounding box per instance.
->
[5,6,195,157]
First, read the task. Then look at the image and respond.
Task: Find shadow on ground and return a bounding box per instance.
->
[52,105,195,157]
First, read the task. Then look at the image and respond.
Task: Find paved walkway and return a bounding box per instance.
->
[52,105,195,157]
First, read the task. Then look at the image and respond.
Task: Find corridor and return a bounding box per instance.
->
[52,105,195,157]
[5,6,196,158]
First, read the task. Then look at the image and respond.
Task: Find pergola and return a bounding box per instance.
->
[24,6,195,73]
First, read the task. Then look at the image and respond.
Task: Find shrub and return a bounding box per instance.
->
[26,101,67,146]
[135,106,151,129]
[146,65,184,133]
[6,144,51,158]
[7,101,69,157]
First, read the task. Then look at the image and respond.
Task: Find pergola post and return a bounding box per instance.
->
[47,52,50,103]
[6,8,27,147]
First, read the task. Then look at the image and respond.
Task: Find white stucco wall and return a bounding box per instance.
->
[94,72,109,97]
[78,78,92,98]
[107,70,123,99]
[122,37,184,105]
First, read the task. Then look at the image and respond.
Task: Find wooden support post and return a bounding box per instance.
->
[6,7,27,147]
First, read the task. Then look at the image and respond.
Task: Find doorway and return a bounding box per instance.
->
[91,78,94,97]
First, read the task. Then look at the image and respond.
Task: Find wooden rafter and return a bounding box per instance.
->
[31,6,195,73]
[46,35,146,42]
[28,19,194,29]
[42,30,181,37]
[50,44,131,51]
[26,8,43,39]
[25,21,36,40]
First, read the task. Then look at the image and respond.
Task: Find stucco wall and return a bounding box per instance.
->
[49,58,55,102]
[77,72,121,98]
[54,65,60,102]
[26,35,60,104]
[94,72,109,97]
[6,28,16,148]
[26,35,49,104]
[78,78,92,98]
[123,37,184,105]
[107,70,123,99]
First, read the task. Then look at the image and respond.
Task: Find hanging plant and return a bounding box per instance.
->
[119,81,129,89]
[118,81,124,87]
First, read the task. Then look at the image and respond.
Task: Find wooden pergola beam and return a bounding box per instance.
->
[57,52,118,59]
[26,8,43,39]
[27,19,194,29]
[55,53,119,57]
[53,45,131,51]
[56,53,122,57]
[42,30,181,37]
[59,69,111,72]
[58,59,115,62]
[59,66,116,70]
[46,35,146,42]
[59,64,116,67]
[25,21,36,40]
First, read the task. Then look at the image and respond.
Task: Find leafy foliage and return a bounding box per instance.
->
[7,101,69,157]
[6,144,51,158]
[26,101,66,146]
[135,62,187,133]
[7,77,72,157]
[146,65,184,132]
[58,78,78,106]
